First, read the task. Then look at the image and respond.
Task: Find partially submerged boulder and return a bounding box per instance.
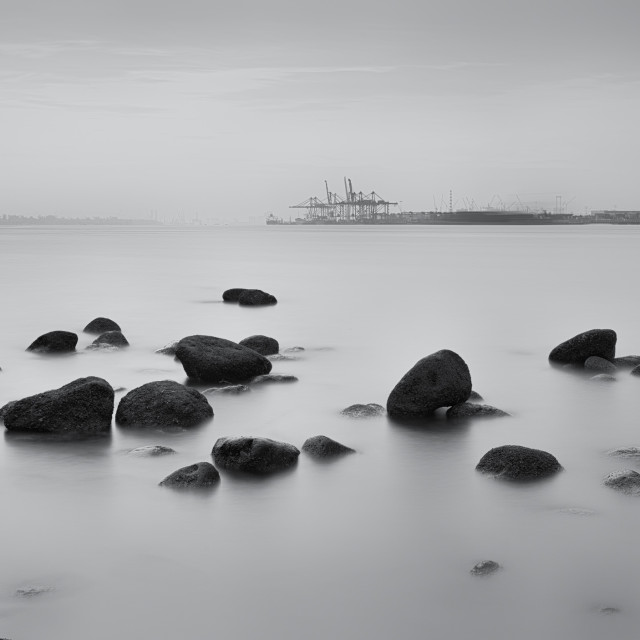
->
[476,445,562,480]
[470,561,501,576]
[590,374,616,382]
[128,445,176,457]
[251,374,298,384]
[614,355,640,369]
[83,317,121,334]
[212,436,299,474]
[607,447,640,458]
[584,356,616,373]
[238,289,277,306]
[88,331,129,349]
[2,377,114,434]
[446,403,509,419]
[26,331,77,353]
[387,350,472,418]
[468,390,483,402]
[341,403,385,418]
[222,288,247,302]
[175,335,272,383]
[302,435,355,458]
[603,469,640,495]
[115,380,213,429]
[239,335,279,356]
[155,340,179,356]
[159,462,220,488]
[631,365,640,377]
[549,329,616,365]
[203,384,251,395]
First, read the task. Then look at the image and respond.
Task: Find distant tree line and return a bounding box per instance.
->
[0,214,161,226]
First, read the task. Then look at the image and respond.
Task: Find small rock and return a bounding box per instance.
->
[470,561,501,576]
[302,435,355,457]
[26,330,77,353]
[614,355,640,368]
[283,346,305,353]
[590,374,616,382]
[15,586,53,597]
[88,330,129,349]
[212,436,300,474]
[631,365,640,377]
[239,335,279,356]
[83,317,121,334]
[155,341,179,356]
[203,385,251,395]
[549,329,616,366]
[251,374,298,384]
[340,403,385,418]
[476,445,563,480]
[603,469,640,495]
[238,289,277,306]
[584,356,616,373]
[159,462,220,488]
[607,447,640,458]
[446,403,509,419]
[267,354,295,361]
[468,390,483,402]
[128,445,176,457]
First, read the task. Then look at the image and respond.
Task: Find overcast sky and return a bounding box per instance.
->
[1,0,639,220]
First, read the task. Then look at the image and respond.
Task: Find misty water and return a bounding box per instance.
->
[1,225,640,640]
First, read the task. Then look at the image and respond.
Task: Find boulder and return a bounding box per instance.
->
[584,356,616,373]
[83,317,121,334]
[470,561,501,576]
[115,380,213,429]
[159,462,220,488]
[222,288,247,302]
[387,350,472,418]
[0,400,16,422]
[251,374,298,384]
[631,365,640,377]
[238,289,277,306]
[476,445,562,480]
[239,335,279,356]
[603,469,640,495]
[212,436,300,474]
[2,377,114,435]
[446,403,509,419]
[26,330,77,353]
[614,355,640,369]
[88,331,129,349]
[302,435,355,458]
[548,329,616,365]
[175,335,272,383]
[340,403,385,418]
[128,445,176,457]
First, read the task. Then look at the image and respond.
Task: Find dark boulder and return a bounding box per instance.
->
[212,436,299,474]
[340,403,385,418]
[614,355,640,368]
[26,330,77,353]
[548,329,616,365]
[2,377,114,434]
[251,374,297,384]
[159,462,220,488]
[222,288,247,302]
[470,561,501,576]
[631,365,640,377]
[128,445,176,457]
[387,350,472,418]
[175,335,272,383]
[115,380,213,429]
[0,400,16,422]
[239,335,279,356]
[446,403,509,419]
[476,445,562,480]
[89,331,129,349]
[584,356,616,373]
[238,289,277,306]
[302,435,355,458]
[83,317,121,334]
[603,469,640,495]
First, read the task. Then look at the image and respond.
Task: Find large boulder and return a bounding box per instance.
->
[88,331,130,349]
[212,436,299,474]
[476,445,562,480]
[26,331,77,353]
[302,435,355,458]
[387,350,472,418]
[239,335,279,356]
[2,377,114,434]
[175,335,272,383]
[115,380,213,429]
[159,462,220,488]
[446,403,509,419]
[548,329,616,365]
[83,317,121,334]
[603,470,640,495]
[238,289,277,306]
[222,288,247,302]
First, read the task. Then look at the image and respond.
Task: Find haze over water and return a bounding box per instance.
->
[1,224,640,640]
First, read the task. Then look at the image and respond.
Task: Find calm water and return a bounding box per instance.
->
[1,225,640,640]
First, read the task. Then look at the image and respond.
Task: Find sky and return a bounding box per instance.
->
[1,0,639,221]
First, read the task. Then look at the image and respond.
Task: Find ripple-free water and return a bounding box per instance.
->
[1,225,640,639]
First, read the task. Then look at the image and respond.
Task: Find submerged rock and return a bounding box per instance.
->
[116,380,213,429]
[175,335,272,383]
[203,384,251,395]
[603,469,640,495]
[88,330,129,349]
[159,462,220,488]
[128,445,176,457]
[470,561,501,576]
[548,329,616,365]
[239,335,279,356]
[238,289,277,306]
[607,447,640,458]
[584,356,616,373]
[631,365,640,377]
[2,377,114,435]
[614,355,640,368]
[387,349,472,418]
[251,374,298,384]
[468,390,484,402]
[340,403,385,418]
[155,340,179,356]
[26,330,77,353]
[302,435,355,458]
[446,403,509,419]
[476,445,562,480]
[83,317,121,334]
[283,346,305,353]
[15,586,53,597]
[212,436,300,474]
[590,374,616,382]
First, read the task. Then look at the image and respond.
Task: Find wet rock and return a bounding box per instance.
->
[155,340,179,356]
[2,377,114,435]
[116,380,213,429]
[603,469,640,495]
[238,289,277,306]
[267,354,295,362]
[468,390,483,402]
[476,445,562,480]
[159,462,220,488]
[212,436,300,474]
[584,356,616,373]
[203,384,251,395]
[614,355,640,368]
[590,374,616,382]
[128,445,176,457]
[548,328,616,366]
[26,330,77,353]
[0,401,16,422]
[83,317,121,334]
[596,607,621,615]
[446,403,509,418]
[340,403,385,418]
[88,330,129,349]
[284,346,305,353]
[175,335,272,383]
[607,447,640,458]
[470,561,501,576]
[251,374,298,384]
[387,349,472,418]
[239,335,279,356]
[631,365,640,377]
[15,586,53,597]
[302,435,355,457]
[222,288,247,302]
